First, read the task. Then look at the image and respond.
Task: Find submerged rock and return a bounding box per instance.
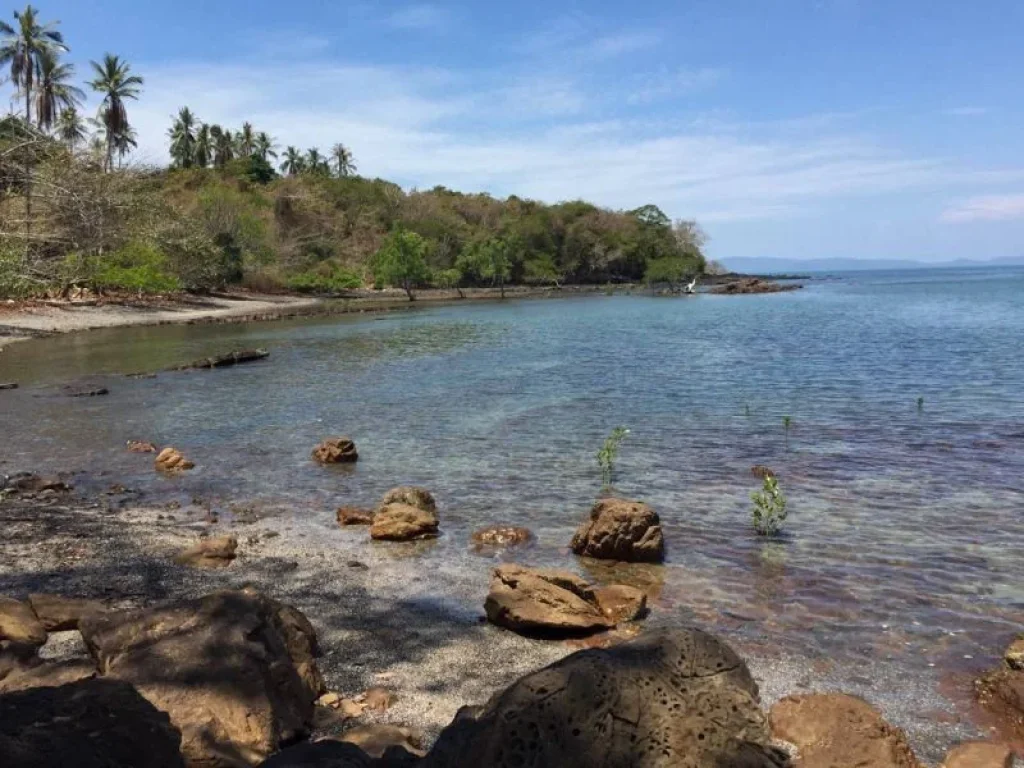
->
[424,628,782,767]
[155,447,195,472]
[1,472,70,494]
[79,589,323,767]
[175,535,238,568]
[570,498,665,563]
[176,348,270,370]
[370,503,439,541]
[127,440,158,453]
[484,564,645,637]
[0,678,185,768]
[769,692,920,768]
[712,278,802,295]
[312,438,359,464]
[470,526,534,550]
[0,382,18,390]
[380,486,435,513]
[337,506,375,526]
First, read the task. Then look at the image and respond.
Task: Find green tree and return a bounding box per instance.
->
[305,147,329,176]
[88,53,143,172]
[55,106,86,150]
[33,47,82,130]
[0,4,67,125]
[168,106,198,168]
[630,203,671,230]
[644,255,695,290]
[280,145,304,176]
[255,131,277,162]
[210,125,234,167]
[237,121,256,157]
[331,142,356,177]
[371,227,429,300]
[194,123,212,168]
[460,236,514,298]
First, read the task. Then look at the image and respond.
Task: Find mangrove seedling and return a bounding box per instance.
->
[751,474,788,537]
[744,404,751,417]
[917,397,924,412]
[597,426,630,488]
[783,415,792,447]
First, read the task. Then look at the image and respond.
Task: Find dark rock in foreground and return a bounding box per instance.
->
[570,498,665,563]
[0,678,185,768]
[424,628,783,767]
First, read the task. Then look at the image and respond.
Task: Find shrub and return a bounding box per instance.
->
[286,262,362,293]
[91,241,181,294]
[751,475,788,536]
[158,222,230,292]
[371,228,429,300]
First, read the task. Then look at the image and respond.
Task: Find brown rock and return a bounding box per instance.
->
[470,526,534,549]
[942,742,1013,768]
[28,594,106,631]
[593,584,647,624]
[0,658,96,693]
[769,693,920,768]
[0,678,185,768]
[155,447,195,472]
[127,440,158,453]
[976,665,1024,746]
[380,486,435,513]
[0,597,46,653]
[570,498,665,563]
[484,564,613,636]
[370,503,439,541]
[312,438,359,464]
[341,725,425,759]
[751,465,776,479]
[337,506,375,526]
[1005,636,1024,671]
[175,535,238,568]
[424,628,782,767]
[79,589,321,767]
[362,687,396,713]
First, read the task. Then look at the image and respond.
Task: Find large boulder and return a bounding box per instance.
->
[380,487,435,513]
[769,693,920,768]
[423,628,783,767]
[0,658,96,693]
[79,589,322,767]
[0,678,185,768]
[484,564,646,637]
[175,536,238,568]
[570,499,665,563]
[312,438,359,464]
[370,504,439,541]
[28,593,106,631]
[0,597,47,655]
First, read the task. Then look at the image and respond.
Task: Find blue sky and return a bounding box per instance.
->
[7,0,1024,262]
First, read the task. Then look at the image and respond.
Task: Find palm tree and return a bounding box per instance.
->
[32,47,82,130]
[168,106,198,168]
[56,106,86,150]
[88,53,143,172]
[280,145,304,176]
[112,123,137,168]
[306,147,328,175]
[331,143,356,177]
[194,123,212,168]
[211,125,234,167]
[0,4,67,124]
[237,121,256,158]
[255,131,277,162]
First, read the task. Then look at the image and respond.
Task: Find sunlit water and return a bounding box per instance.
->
[2,267,1022,694]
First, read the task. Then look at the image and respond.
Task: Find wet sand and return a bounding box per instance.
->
[0,489,986,764]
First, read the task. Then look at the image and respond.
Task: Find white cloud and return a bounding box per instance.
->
[943,106,988,117]
[386,4,450,31]
[942,194,1024,223]
[626,68,726,105]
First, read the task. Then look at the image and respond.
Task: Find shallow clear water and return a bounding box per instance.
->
[2,268,1022,689]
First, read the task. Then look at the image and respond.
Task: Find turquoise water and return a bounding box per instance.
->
[1,267,1022,682]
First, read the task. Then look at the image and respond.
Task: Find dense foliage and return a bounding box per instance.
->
[1,3,708,298]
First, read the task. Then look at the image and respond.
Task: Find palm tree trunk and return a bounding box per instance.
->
[24,86,31,125]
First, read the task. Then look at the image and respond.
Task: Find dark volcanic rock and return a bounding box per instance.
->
[0,678,185,768]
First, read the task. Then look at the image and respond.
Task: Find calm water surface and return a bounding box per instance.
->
[2,267,1022,683]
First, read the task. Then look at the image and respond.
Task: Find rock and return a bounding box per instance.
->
[470,526,534,549]
[976,663,1024,746]
[0,382,17,390]
[0,597,47,654]
[751,465,776,479]
[62,383,109,397]
[484,564,615,636]
[0,658,96,693]
[175,535,238,568]
[361,687,396,712]
[570,498,665,563]
[370,503,439,541]
[0,678,185,768]
[156,447,195,472]
[177,348,270,370]
[769,693,920,768]
[712,278,802,295]
[256,741,377,767]
[341,725,425,759]
[592,584,647,624]
[28,594,106,631]
[337,507,375,526]
[380,486,435,513]
[312,438,359,464]
[424,628,782,767]
[127,440,158,453]
[1,472,70,494]
[1005,635,1024,670]
[942,742,1013,768]
[79,589,322,766]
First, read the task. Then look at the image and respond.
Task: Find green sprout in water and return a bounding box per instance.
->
[917,397,924,412]
[744,404,751,417]
[751,473,788,537]
[783,415,792,447]
[597,426,630,489]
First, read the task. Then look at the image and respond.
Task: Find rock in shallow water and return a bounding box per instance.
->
[155,447,195,472]
[380,486,435,513]
[312,438,359,464]
[337,506,375,526]
[470,526,534,550]
[570,498,665,563]
[370,503,439,541]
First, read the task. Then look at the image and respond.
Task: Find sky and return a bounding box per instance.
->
[6,0,1024,263]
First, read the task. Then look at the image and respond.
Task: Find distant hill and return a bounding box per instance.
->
[723,256,1024,274]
